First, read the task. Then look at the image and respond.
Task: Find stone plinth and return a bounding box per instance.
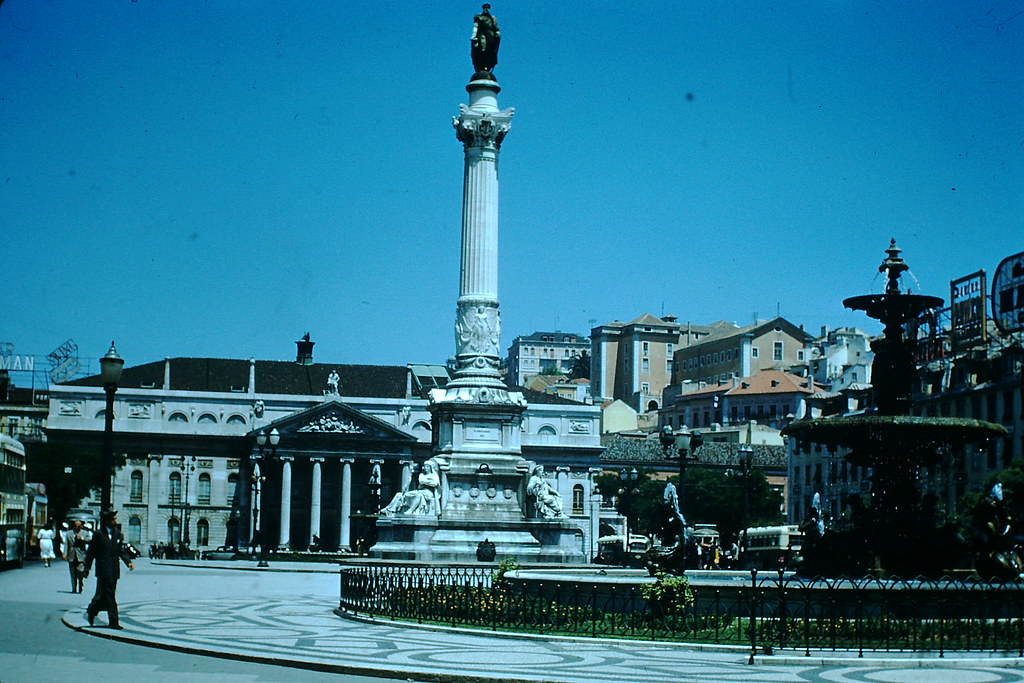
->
[372,517,585,563]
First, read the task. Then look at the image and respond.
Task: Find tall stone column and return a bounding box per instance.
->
[450,78,513,390]
[278,456,293,549]
[399,459,414,492]
[339,458,353,550]
[309,457,323,546]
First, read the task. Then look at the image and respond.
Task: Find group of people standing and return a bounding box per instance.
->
[36,510,135,629]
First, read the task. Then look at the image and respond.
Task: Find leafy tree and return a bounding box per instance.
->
[568,351,591,380]
[596,467,781,544]
[679,467,783,544]
[957,458,1024,540]
[25,442,121,522]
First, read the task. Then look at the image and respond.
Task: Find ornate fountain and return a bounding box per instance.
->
[783,240,1007,578]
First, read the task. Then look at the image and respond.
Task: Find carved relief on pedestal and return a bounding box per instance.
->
[453,105,514,149]
[455,303,500,357]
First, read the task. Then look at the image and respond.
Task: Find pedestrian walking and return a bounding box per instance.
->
[64,520,89,593]
[85,510,134,629]
[37,523,56,567]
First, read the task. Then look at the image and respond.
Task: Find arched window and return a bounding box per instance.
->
[198,413,217,424]
[169,412,188,423]
[130,470,144,502]
[226,414,246,425]
[227,473,239,505]
[128,516,142,544]
[168,517,181,545]
[196,518,210,547]
[647,400,659,412]
[572,484,584,515]
[538,425,557,436]
[412,421,431,433]
[169,472,182,504]
[197,473,211,505]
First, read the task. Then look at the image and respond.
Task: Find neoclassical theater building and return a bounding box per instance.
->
[45,343,604,557]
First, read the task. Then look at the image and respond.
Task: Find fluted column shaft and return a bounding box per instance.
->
[339,459,353,549]
[310,457,323,546]
[278,456,293,549]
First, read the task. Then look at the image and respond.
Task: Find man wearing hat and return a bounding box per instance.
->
[84,510,134,628]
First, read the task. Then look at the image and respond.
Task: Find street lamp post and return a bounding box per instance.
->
[659,426,703,517]
[179,455,197,551]
[737,444,754,558]
[98,342,124,514]
[659,425,703,569]
[253,428,279,568]
[618,466,638,565]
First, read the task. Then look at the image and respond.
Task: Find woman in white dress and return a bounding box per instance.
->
[37,523,56,567]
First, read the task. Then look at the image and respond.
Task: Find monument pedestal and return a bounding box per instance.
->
[372,517,585,563]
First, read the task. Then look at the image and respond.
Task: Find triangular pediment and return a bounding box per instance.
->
[249,400,418,443]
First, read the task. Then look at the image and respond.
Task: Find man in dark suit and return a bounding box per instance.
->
[85,509,134,629]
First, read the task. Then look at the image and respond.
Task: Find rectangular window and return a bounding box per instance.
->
[641,382,650,394]
[773,341,784,361]
[642,341,650,356]
[642,358,649,373]
[797,349,805,361]
[752,347,759,359]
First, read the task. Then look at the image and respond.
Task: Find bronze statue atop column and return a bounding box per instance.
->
[471,3,501,78]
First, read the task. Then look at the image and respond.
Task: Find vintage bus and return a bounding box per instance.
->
[0,435,27,569]
[739,524,803,570]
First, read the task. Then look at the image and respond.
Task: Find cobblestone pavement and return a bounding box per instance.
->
[54,561,1024,683]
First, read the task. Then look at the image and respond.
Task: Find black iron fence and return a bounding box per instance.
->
[337,564,1024,659]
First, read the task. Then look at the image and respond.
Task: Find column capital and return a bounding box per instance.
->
[310,457,325,464]
[340,457,355,465]
[279,455,294,463]
[453,104,513,150]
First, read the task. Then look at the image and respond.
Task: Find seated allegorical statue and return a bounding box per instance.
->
[527,464,564,519]
[380,458,441,517]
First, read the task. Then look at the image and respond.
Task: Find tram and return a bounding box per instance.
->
[0,435,28,569]
[739,524,803,570]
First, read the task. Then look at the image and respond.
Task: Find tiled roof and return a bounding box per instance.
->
[727,370,820,396]
[513,385,585,405]
[66,358,409,398]
[628,313,674,327]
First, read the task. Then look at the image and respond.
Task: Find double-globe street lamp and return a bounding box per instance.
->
[98,342,124,514]
[659,426,703,568]
[658,426,703,519]
[179,455,197,551]
[252,428,280,567]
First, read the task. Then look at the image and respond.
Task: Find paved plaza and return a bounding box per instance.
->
[3,559,1024,682]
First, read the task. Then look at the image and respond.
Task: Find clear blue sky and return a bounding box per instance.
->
[2,1,1022,379]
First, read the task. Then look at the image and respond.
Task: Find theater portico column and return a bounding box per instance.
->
[339,458,353,550]
[310,457,323,546]
[278,456,293,549]
[400,459,414,491]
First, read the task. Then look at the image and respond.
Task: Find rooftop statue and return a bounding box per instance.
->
[470,3,500,76]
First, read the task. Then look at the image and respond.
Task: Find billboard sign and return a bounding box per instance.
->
[950,271,987,348]
[47,339,80,384]
[992,251,1024,334]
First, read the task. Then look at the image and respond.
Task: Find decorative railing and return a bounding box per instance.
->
[338,565,1024,660]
